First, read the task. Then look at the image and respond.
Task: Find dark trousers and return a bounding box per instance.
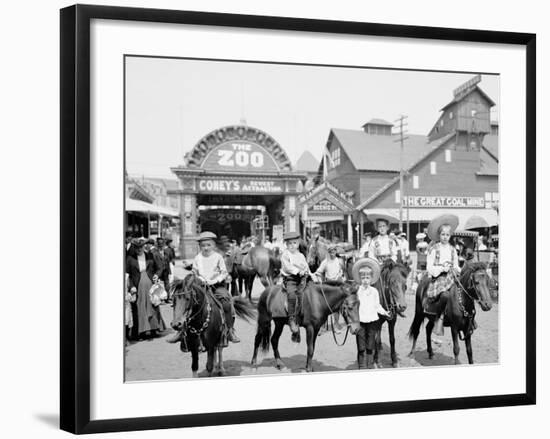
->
[211,284,235,329]
[283,275,307,318]
[356,320,380,355]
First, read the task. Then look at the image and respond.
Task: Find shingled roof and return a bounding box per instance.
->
[479,134,499,175]
[440,85,496,112]
[330,129,437,172]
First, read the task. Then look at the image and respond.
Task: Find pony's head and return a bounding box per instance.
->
[340,292,361,335]
[381,260,409,315]
[170,274,205,331]
[460,262,493,311]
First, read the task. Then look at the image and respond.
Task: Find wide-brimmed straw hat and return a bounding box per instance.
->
[427,214,459,241]
[283,231,301,241]
[352,257,381,284]
[197,231,217,242]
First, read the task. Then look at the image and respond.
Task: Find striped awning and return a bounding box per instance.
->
[126,198,180,217]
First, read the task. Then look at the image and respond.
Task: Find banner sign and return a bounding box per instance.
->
[197,177,284,194]
[200,210,258,223]
[403,196,485,208]
[201,141,280,172]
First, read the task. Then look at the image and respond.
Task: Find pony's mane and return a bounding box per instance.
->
[381,260,410,279]
[459,261,487,282]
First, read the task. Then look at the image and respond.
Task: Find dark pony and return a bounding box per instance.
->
[170,274,255,377]
[373,260,409,367]
[251,281,360,372]
[408,262,493,364]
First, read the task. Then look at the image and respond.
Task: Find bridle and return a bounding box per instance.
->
[318,282,351,346]
[172,277,212,335]
[450,268,487,340]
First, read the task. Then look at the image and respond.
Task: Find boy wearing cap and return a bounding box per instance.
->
[368,218,398,263]
[352,258,391,369]
[281,231,310,335]
[313,244,344,285]
[192,231,240,343]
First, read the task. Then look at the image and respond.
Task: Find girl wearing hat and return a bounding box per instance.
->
[425,214,460,336]
[352,258,391,369]
[192,231,239,344]
[281,231,310,336]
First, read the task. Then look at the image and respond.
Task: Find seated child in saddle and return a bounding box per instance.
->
[313,244,345,286]
[281,231,311,335]
[192,231,240,344]
[424,214,461,337]
[352,258,391,369]
[367,217,398,264]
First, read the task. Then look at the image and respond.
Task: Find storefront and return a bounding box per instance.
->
[171,125,306,258]
[299,181,355,243]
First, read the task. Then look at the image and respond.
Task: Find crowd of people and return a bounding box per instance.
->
[125,236,176,341]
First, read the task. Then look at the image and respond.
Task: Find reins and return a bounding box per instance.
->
[318,283,350,347]
[450,269,481,340]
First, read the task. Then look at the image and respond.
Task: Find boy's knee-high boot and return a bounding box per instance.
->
[366,354,375,369]
[357,351,366,369]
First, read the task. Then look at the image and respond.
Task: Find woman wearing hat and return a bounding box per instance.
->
[192,231,239,344]
[425,214,460,336]
[280,231,310,336]
[351,258,391,369]
[126,238,167,340]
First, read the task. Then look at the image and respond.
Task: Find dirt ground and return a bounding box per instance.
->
[125,263,499,381]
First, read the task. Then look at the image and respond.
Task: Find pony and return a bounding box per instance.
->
[250,281,360,372]
[372,260,409,367]
[169,275,255,377]
[407,262,493,364]
[228,245,281,301]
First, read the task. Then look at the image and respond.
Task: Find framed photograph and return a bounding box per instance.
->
[60,4,536,434]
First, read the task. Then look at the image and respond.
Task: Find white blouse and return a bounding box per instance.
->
[427,242,460,277]
[357,285,387,323]
[137,254,147,272]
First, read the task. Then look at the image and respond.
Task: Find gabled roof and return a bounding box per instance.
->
[482,134,498,160]
[355,133,456,210]
[440,86,496,112]
[295,150,320,172]
[330,129,436,172]
[362,118,393,127]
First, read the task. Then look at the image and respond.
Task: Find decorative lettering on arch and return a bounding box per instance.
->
[185,125,292,171]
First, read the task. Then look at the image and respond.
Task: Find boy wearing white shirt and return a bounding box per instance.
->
[314,244,344,285]
[352,258,390,369]
[192,231,239,344]
[368,217,398,263]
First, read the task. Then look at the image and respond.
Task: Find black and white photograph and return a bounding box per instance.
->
[124,57,500,381]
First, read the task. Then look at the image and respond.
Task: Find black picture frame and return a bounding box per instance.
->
[60,4,536,434]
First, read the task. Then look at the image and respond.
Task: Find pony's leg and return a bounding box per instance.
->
[465,334,474,364]
[373,326,382,368]
[271,319,285,369]
[218,347,226,376]
[191,345,199,378]
[451,327,461,365]
[305,325,316,372]
[426,319,435,359]
[206,349,215,377]
[388,319,398,367]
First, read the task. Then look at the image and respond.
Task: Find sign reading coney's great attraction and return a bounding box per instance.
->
[185,125,292,172]
[197,177,284,194]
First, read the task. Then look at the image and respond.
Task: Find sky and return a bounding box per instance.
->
[125,56,499,179]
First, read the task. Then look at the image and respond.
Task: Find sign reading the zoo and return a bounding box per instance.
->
[197,177,284,194]
[201,141,280,172]
[402,196,485,208]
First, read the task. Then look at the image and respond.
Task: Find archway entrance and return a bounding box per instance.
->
[172,124,306,258]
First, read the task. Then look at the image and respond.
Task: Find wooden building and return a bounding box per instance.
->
[317,76,499,247]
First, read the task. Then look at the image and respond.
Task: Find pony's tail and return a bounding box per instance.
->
[256,290,271,352]
[232,296,256,323]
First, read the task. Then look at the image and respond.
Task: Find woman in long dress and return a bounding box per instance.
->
[126,239,166,339]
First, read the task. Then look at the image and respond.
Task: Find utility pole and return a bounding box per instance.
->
[394,115,409,231]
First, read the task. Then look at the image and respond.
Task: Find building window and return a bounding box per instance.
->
[413,175,419,189]
[449,111,454,119]
[330,147,341,168]
[445,149,452,162]
[440,119,444,127]
[430,161,437,175]
[471,109,477,117]
[395,190,401,204]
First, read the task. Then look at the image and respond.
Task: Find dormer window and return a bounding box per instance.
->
[449,111,454,119]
